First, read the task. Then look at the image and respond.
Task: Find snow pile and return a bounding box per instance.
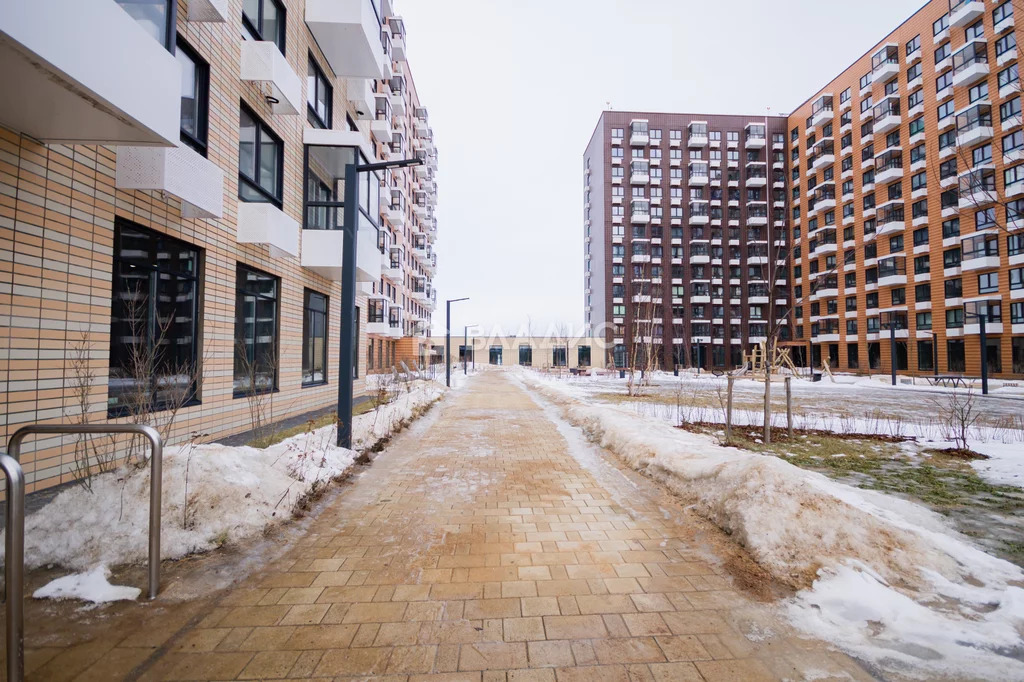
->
[33,565,140,603]
[8,380,445,573]
[516,370,1024,679]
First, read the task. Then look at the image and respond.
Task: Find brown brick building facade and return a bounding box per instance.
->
[0,0,438,492]
[584,112,791,370]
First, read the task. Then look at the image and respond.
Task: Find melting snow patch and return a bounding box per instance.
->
[34,565,140,603]
[515,369,1024,680]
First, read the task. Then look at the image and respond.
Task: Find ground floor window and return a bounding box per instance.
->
[846,343,859,369]
[711,345,725,367]
[302,289,327,386]
[234,264,279,396]
[519,345,533,365]
[108,219,200,416]
[489,346,503,365]
[553,346,567,367]
[947,339,965,373]
[729,346,743,367]
[827,344,839,368]
[811,344,822,368]
[895,341,908,371]
[578,345,591,366]
[917,340,934,372]
[868,342,881,370]
[613,344,627,368]
[986,338,1002,374]
[1013,338,1024,374]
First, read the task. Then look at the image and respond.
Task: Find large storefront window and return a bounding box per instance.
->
[234,264,279,396]
[108,219,200,416]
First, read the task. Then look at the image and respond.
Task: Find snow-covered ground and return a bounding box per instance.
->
[7,379,447,598]
[515,368,1024,681]
[534,369,1024,491]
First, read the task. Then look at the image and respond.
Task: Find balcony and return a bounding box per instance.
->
[876,204,905,235]
[688,163,710,185]
[239,40,303,116]
[188,0,229,21]
[384,248,403,280]
[810,95,834,129]
[875,150,904,185]
[688,122,708,147]
[811,140,835,170]
[872,96,901,135]
[238,202,299,259]
[630,120,650,146]
[961,235,1000,271]
[347,78,376,119]
[955,103,993,148]
[952,41,989,88]
[949,0,984,28]
[744,123,766,149]
[387,309,404,339]
[367,299,390,335]
[301,221,381,282]
[630,161,650,185]
[390,16,406,61]
[958,167,997,208]
[0,0,180,145]
[305,0,387,79]
[877,256,907,286]
[871,44,900,82]
[115,144,224,219]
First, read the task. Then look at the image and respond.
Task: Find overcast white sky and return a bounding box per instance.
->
[402,0,925,338]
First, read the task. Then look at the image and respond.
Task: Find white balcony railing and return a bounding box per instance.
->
[115,144,224,219]
[305,0,387,79]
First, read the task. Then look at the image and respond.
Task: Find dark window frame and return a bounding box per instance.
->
[238,103,285,207]
[233,263,280,398]
[115,0,177,52]
[108,218,201,418]
[242,0,286,54]
[176,36,210,156]
[307,53,333,129]
[302,288,329,387]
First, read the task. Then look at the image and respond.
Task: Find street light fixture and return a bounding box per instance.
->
[464,324,478,375]
[879,310,905,387]
[963,301,993,395]
[337,156,424,449]
[445,298,469,387]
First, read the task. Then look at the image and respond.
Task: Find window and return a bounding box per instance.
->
[933,13,948,37]
[945,278,963,299]
[1001,96,1021,123]
[908,89,923,111]
[999,64,1019,92]
[936,70,952,93]
[906,34,920,56]
[299,289,327,385]
[915,283,931,302]
[239,105,283,205]
[937,100,955,122]
[176,38,209,155]
[1004,130,1024,156]
[234,264,279,396]
[307,56,332,129]
[578,346,591,366]
[108,219,200,416]
[995,2,1014,26]
[965,20,984,42]
[969,82,988,104]
[115,0,175,50]
[242,0,286,54]
[979,272,999,294]
[908,117,924,137]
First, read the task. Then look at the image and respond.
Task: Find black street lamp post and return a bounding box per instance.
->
[964,302,991,395]
[445,298,468,387]
[337,156,423,449]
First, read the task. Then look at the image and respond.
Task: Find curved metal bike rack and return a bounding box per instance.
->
[3,424,164,682]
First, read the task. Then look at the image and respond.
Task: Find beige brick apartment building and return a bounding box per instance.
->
[0,0,439,492]
[587,0,1024,379]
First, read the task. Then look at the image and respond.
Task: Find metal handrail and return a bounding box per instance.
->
[1,453,25,682]
[4,424,164,682]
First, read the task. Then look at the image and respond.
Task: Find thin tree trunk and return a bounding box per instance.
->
[726,376,735,443]
[785,376,793,439]
[763,365,772,444]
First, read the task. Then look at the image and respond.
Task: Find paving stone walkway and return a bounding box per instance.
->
[64,371,872,681]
